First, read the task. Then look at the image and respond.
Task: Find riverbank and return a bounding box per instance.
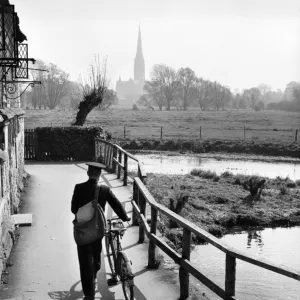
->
[114,138,300,159]
[144,170,300,250]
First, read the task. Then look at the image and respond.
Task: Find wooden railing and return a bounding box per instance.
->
[95,139,300,300]
[95,138,147,187]
[132,177,300,299]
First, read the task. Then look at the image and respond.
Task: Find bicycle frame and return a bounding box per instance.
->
[106,219,124,272]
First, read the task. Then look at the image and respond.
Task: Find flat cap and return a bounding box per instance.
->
[86,162,106,169]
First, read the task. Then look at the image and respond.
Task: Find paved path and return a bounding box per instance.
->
[0,163,180,300]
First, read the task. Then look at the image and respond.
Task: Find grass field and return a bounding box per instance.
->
[24,106,300,143]
[146,171,300,249]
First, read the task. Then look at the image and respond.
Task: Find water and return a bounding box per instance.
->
[192,227,300,300]
[129,154,300,181]
[128,154,300,299]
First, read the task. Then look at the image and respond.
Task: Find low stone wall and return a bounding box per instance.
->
[0,108,26,277]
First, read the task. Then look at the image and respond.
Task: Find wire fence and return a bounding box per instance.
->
[25,123,299,143]
[106,125,299,143]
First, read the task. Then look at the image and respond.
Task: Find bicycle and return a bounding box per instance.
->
[105,216,135,300]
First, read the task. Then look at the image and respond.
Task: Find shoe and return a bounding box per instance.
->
[107,277,118,286]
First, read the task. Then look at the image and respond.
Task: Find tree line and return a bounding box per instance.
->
[138,64,300,112]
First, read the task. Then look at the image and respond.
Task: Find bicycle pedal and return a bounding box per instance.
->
[107,277,118,286]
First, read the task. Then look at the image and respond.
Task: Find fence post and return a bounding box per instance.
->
[104,143,107,166]
[112,146,117,173]
[124,126,126,139]
[295,129,298,142]
[225,254,236,299]
[148,207,158,268]
[138,191,146,243]
[117,150,122,179]
[123,154,128,186]
[160,126,163,139]
[244,126,246,140]
[132,180,139,226]
[34,129,39,160]
[179,228,191,299]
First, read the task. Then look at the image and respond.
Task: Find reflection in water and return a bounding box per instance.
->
[192,227,300,300]
[130,154,300,180]
[247,230,264,251]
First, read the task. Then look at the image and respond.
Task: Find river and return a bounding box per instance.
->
[128,153,300,299]
[129,154,300,181]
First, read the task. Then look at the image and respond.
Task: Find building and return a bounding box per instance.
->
[116,25,145,106]
[0,0,35,277]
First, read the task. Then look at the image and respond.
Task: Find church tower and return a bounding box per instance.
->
[134,24,145,83]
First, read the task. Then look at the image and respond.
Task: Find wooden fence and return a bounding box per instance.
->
[97,139,300,300]
[24,129,37,160]
[95,138,147,186]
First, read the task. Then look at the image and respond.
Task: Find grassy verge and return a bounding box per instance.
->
[144,170,300,250]
[114,138,300,158]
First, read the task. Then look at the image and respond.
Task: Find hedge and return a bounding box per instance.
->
[35,126,106,161]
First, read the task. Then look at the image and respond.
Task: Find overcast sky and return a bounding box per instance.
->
[12,0,300,92]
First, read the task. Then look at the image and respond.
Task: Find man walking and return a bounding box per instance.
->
[71,162,130,300]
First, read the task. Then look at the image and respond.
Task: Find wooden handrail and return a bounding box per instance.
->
[95,138,300,299]
[133,176,300,299]
[94,138,147,186]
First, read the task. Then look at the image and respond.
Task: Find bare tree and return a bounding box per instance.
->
[73,56,109,126]
[177,67,197,110]
[44,63,69,109]
[150,64,180,110]
[246,87,261,109]
[194,78,211,111]
[143,80,165,110]
[257,83,271,103]
[29,60,47,109]
[212,81,230,111]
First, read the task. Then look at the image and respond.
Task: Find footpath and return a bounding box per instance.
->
[0,163,182,300]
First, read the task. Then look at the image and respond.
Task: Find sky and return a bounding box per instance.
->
[12,0,300,92]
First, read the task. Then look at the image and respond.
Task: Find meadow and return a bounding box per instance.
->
[24,106,300,143]
[146,171,300,249]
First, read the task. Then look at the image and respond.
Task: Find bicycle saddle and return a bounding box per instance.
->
[110,221,127,233]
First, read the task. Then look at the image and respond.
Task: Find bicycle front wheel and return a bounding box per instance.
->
[105,234,117,277]
[119,252,134,300]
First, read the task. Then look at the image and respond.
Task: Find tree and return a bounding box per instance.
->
[232,93,241,110]
[194,78,211,111]
[177,67,197,110]
[293,85,300,104]
[257,83,271,103]
[143,80,166,110]
[73,56,109,126]
[29,60,47,109]
[284,81,299,101]
[44,63,69,109]
[212,81,230,111]
[150,64,180,110]
[245,87,261,109]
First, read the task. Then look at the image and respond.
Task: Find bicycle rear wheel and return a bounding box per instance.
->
[119,252,134,300]
[105,234,117,276]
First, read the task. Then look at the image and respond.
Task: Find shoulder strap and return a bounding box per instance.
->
[94,182,101,200]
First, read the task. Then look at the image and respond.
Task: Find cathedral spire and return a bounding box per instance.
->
[134,24,145,83]
[136,23,143,56]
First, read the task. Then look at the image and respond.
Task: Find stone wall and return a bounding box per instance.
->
[0,108,26,276]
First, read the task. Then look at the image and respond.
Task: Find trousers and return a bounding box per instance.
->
[77,238,103,297]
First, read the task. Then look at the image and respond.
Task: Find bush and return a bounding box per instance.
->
[190,169,217,179]
[132,104,139,110]
[279,184,288,195]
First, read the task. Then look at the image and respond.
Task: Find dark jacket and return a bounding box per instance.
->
[71,179,128,221]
